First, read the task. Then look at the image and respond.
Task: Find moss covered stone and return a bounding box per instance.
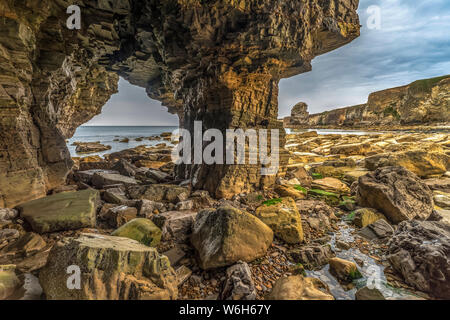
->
[255,197,304,244]
[112,218,162,247]
[39,233,177,300]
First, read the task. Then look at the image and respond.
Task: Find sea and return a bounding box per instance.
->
[67,126,178,157]
[68,126,384,157]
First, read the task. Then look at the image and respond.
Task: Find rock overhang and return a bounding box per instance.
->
[0,0,360,207]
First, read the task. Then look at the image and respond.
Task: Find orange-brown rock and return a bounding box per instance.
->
[285,75,450,128]
[0,0,360,207]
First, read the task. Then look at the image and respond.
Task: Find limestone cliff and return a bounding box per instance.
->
[0,0,360,207]
[284,75,450,128]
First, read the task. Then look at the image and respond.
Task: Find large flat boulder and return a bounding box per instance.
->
[39,233,177,300]
[17,189,100,233]
[357,167,434,224]
[388,220,450,299]
[255,197,304,244]
[191,207,273,270]
[311,177,350,195]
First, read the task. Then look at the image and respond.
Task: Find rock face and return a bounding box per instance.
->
[387,220,450,299]
[283,102,310,127]
[17,189,99,233]
[0,0,360,207]
[357,167,434,224]
[39,233,178,300]
[284,75,450,128]
[191,207,273,270]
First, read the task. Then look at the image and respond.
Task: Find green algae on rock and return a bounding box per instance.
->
[255,197,304,244]
[39,233,177,300]
[112,218,162,247]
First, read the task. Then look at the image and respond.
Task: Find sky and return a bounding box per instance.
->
[86,0,450,126]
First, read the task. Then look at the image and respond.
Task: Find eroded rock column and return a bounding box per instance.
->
[176,69,288,198]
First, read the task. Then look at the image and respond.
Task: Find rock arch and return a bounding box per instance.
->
[0,0,360,207]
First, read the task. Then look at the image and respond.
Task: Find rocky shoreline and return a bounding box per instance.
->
[1,129,449,300]
[283,75,450,128]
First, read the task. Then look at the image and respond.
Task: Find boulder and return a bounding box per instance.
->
[39,233,177,300]
[365,151,450,178]
[311,177,350,195]
[152,211,197,244]
[357,167,434,224]
[1,232,47,257]
[342,169,370,184]
[423,178,450,193]
[287,244,335,270]
[74,169,118,184]
[92,172,138,188]
[0,265,22,300]
[146,169,170,183]
[191,207,273,270]
[358,219,394,241]
[434,191,450,209]
[288,166,313,188]
[0,229,20,242]
[296,200,337,234]
[328,257,362,282]
[134,185,190,204]
[17,189,99,233]
[78,156,110,171]
[111,159,138,177]
[102,187,128,205]
[0,208,19,222]
[387,220,450,299]
[176,266,192,286]
[137,200,166,217]
[74,142,111,153]
[355,287,385,300]
[102,205,138,228]
[220,261,256,300]
[255,197,304,244]
[352,208,386,228]
[267,275,334,300]
[274,185,306,200]
[111,218,162,247]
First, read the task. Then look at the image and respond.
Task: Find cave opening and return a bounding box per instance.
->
[67,77,179,159]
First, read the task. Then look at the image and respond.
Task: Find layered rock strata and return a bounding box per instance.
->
[0,0,360,206]
[284,75,450,128]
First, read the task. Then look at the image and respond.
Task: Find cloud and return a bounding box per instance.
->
[278,0,450,117]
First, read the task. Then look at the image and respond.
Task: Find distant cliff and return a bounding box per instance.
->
[284,75,450,128]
